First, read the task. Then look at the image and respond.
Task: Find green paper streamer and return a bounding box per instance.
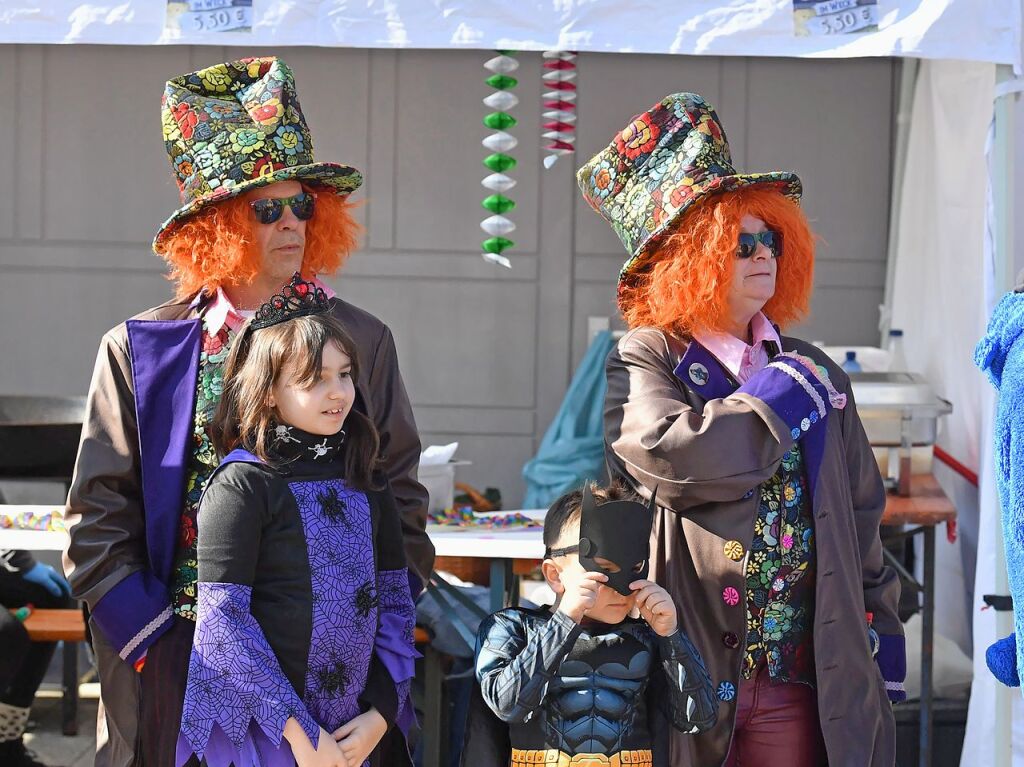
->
[483,112,517,130]
[485,74,518,90]
[482,237,515,254]
[482,50,518,264]
[483,153,517,172]
[482,195,516,214]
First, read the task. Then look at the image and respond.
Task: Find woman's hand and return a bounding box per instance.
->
[284,719,349,767]
[629,579,679,637]
[333,708,388,766]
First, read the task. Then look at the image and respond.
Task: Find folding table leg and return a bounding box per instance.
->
[421,644,446,767]
[918,525,935,767]
[61,641,78,736]
[489,559,514,611]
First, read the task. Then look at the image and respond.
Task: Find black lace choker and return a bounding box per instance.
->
[268,423,345,463]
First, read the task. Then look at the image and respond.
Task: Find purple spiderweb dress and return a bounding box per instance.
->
[176,442,418,767]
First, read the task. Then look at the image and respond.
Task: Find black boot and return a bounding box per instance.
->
[0,738,61,767]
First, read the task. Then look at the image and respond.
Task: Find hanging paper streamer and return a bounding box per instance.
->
[541,51,577,169]
[481,52,518,268]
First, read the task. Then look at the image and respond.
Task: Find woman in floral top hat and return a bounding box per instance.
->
[577,93,905,767]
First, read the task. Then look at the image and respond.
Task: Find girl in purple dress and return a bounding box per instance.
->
[175,276,418,767]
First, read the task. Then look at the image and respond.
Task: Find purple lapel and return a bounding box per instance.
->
[125,319,202,584]
[673,341,738,400]
[674,337,827,496]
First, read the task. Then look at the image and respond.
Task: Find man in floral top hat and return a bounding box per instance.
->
[579,93,904,766]
[63,57,433,767]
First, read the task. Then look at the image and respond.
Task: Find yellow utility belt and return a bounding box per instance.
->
[510,748,653,767]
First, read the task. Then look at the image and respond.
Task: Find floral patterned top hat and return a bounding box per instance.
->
[153,56,363,250]
[576,92,802,289]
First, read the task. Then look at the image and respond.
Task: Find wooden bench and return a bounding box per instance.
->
[11,608,83,736]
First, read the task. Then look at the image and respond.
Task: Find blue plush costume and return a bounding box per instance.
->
[975,287,1024,688]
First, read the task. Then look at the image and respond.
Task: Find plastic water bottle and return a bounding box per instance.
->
[887,329,907,372]
[841,350,862,373]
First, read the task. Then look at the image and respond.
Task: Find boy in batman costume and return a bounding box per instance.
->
[461,484,716,767]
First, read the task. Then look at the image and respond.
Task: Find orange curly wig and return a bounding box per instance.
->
[619,187,816,337]
[155,184,361,299]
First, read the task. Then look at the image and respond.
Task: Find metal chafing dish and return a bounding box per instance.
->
[848,372,952,495]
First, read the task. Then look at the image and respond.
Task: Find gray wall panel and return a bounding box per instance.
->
[40,46,189,244]
[393,50,541,254]
[417,432,536,511]
[0,270,171,394]
[14,46,43,241]
[332,276,538,409]
[0,45,897,506]
[0,47,14,240]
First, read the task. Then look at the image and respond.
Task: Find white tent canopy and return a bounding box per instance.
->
[0,0,1020,69]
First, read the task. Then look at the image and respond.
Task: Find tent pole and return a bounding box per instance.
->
[991,62,1017,767]
[881,57,919,343]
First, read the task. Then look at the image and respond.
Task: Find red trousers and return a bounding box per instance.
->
[723,663,827,767]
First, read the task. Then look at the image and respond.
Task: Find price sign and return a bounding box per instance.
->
[182,7,252,33]
[187,0,237,10]
[794,0,878,36]
[166,0,252,36]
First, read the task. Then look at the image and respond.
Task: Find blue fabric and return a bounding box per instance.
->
[975,290,1024,692]
[986,633,1020,687]
[522,331,616,508]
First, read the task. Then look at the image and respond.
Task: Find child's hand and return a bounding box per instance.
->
[333,708,387,767]
[556,569,607,623]
[284,720,349,767]
[630,580,678,637]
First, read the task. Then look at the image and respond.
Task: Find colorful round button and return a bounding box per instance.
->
[723,540,745,561]
[722,586,740,606]
[688,362,709,386]
[722,631,739,649]
[716,681,736,701]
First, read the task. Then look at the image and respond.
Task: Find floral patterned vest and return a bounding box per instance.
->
[742,444,817,686]
[170,321,233,620]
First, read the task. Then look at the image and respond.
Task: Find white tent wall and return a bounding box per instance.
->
[962,64,1024,767]
[890,58,994,655]
[888,55,1024,765]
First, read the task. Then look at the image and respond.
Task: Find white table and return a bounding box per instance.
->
[0,506,68,551]
[426,509,546,611]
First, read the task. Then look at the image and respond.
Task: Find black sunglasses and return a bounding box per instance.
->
[737,229,782,259]
[249,191,316,225]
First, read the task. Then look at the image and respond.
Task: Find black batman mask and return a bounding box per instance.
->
[577,485,656,596]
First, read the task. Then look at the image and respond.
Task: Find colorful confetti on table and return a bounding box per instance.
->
[429,506,541,529]
[0,509,66,532]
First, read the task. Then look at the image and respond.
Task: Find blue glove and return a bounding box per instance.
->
[22,562,72,599]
